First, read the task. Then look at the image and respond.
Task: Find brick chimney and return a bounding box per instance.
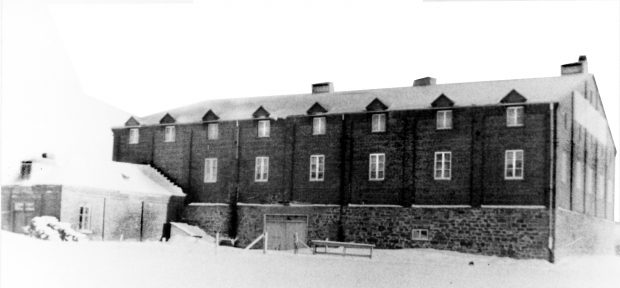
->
[561,55,588,75]
[413,77,436,86]
[312,82,334,94]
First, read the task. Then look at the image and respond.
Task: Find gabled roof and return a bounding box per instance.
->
[160,113,176,124]
[431,94,454,108]
[252,106,270,118]
[202,109,219,122]
[307,102,328,115]
[7,158,184,197]
[124,73,593,126]
[500,89,527,104]
[365,98,388,111]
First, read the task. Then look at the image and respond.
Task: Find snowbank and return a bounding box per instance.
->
[1,230,619,288]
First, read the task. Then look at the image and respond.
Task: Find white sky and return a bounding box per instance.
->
[4,0,620,219]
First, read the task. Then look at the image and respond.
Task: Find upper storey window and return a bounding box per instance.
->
[506,106,524,127]
[313,117,326,135]
[207,123,219,140]
[369,153,385,181]
[129,128,139,144]
[434,151,452,180]
[436,110,453,130]
[258,120,270,137]
[371,114,386,133]
[164,126,176,142]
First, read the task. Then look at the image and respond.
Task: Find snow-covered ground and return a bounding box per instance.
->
[1,231,618,288]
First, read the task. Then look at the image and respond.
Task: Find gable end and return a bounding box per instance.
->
[252,106,271,118]
[202,109,220,122]
[125,116,140,127]
[500,89,527,104]
[431,94,455,108]
[365,98,388,112]
[307,102,328,115]
[160,113,176,124]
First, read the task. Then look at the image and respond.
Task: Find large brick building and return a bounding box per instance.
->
[112,56,617,260]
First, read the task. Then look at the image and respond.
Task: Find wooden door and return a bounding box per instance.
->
[264,215,307,250]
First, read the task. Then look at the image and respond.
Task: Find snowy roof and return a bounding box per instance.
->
[128,74,592,126]
[8,158,184,197]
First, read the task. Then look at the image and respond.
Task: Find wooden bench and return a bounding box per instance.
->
[309,240,375,259]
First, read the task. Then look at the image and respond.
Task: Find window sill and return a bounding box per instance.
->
[504,178,524,180]
[79,230,93,234]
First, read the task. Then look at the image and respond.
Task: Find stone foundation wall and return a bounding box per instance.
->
[184,203,552,259]
[182,204,233,237]
[554,208,619,258]
[343,207,550,259]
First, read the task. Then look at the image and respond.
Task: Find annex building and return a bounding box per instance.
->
[112,56,617,261]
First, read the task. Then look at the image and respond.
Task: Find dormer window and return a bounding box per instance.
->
[258,120,270,137]
[20,161,32,180]
[312,117,326,135]
[207,123,219,140]
[129,128,139,144]
[506,106,524,127]
[371,114,386,133]
[164,126,175,142]
[436,110,453,130]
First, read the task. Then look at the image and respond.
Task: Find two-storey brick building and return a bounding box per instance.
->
[112,56,617,260]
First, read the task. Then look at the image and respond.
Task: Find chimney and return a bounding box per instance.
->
[561,55,588,75]
[413,77,436,86]
[312,82,334,94]
[20,161,32,180]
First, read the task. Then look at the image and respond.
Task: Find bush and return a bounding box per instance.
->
[24,216,88,242]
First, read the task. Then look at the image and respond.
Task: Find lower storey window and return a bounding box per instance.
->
[255,156,269,182]
[369,153,385,180]
[78,205,91,231]
[505,150,524,179]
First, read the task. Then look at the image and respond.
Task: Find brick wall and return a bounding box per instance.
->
[113,104,558,208]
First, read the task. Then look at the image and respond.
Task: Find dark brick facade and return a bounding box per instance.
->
[112,103,571,208]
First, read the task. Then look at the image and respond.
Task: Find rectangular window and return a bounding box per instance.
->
[506,106,524,127]
[434,151,452,180]
[505,150,524,180]
[257,120,270,137]
[164,126,175,142]
[312,117,326,135]
[78,205,91,231]
[129,128,139,144]
[369,153,385,180]
[371,114,386,133]
[436,110,453,130]
[204,158,218,183]
[255,156,269,182]
[411,229,429,241]
[309,155,325,181]
[207,123,219,140]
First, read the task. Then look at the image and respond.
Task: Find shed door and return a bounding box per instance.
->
[264,215,307,250]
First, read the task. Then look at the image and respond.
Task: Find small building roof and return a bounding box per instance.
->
[125,73,592,126]
[8,157,184,197]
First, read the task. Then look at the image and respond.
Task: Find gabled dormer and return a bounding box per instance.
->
[365,98,388,112]
[431,94,455,108]
[160,113,176,124]
[253,106,270,118]
[500,89,527,104]
[125,116,140,127]
[202,109,220,122]
[307,102,328,115]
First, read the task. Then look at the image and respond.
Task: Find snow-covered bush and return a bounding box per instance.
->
[24,216,87,242]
